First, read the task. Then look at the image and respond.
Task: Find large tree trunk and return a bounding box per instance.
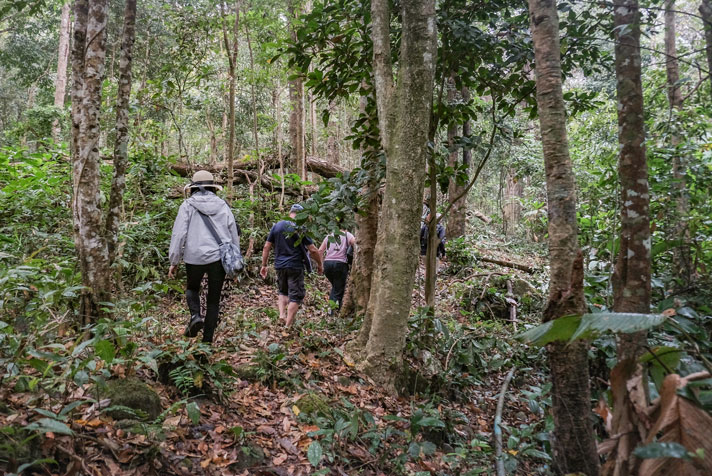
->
[528,1,600,474]
[72,0,111,325]
[357,0,437,388]
[447,84,468,239]
[105,0,137,270]
[604,1,652,475]
[666,0,691,286]
[701,0,712,100]
[52,2,71,141]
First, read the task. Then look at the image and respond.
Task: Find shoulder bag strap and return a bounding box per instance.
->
[190,204,224,245]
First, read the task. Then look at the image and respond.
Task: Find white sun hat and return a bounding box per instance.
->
[183,170,223,196]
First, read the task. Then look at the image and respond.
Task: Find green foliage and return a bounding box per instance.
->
[517,312,666,346]
[633,441,700,461]
[157,342,235,396]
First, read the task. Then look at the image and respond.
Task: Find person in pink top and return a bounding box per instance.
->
[319,229,356,313]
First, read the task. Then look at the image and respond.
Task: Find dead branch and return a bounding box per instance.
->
[494,367,516,476]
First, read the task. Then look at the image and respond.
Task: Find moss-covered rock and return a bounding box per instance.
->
[234,364,260,381]
[295,392,331,416]
[105,378,161,421]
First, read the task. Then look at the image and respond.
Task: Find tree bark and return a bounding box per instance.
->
[341,94,379,330]
[288,0,306,180]
[52,2,71,141]
[326,100,339,164]
[447,84,468,239]
[701,0,712,100]
[604,1,652,474]
[358,0,437,388]
[528,0,600,474]
[72,0,111,325]
[222,0,240,202]
[503,169,523,237]
[666,0,691,286]
[106,0,137,269]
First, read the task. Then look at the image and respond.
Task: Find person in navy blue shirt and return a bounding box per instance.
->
[260,204,324,327]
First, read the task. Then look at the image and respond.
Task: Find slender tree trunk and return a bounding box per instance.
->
[106,0,137,270]
[666,1,691,285]
[341,94,379,329]
[424,160,438,308]
[326,100,339,164]
[288,0,306,180]
[447,84,468,238]
[503,169,523,237]
[701,0,712,99]
[273,83,286,209]
[222,0,240,202]
[528,1,600,474]
[310,92,317,157]
[52,2,71,141]
[604,1,652,475]
[71,0,87,246]
[358,0,437,388]
[72,0,111,325]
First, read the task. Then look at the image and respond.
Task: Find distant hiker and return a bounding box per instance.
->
[420,212,446,260]
[260,204,324,327]
[168,170,241,343]
[319,228,355,313]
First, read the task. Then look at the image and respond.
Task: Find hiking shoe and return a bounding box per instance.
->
[184,314,204,337]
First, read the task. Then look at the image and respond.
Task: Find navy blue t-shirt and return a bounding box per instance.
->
[267,220,313,270]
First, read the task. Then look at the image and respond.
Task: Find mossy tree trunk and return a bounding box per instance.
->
[106,0,137,269]
[357,0,437,388]
[528,0,600,474]
[71,0,111,325]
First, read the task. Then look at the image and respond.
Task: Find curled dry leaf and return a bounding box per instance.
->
[639,373,712,476]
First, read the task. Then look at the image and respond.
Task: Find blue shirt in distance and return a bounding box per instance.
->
[267,220,313,270]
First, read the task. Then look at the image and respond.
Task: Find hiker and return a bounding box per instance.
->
[168,170,240,343]
[420,212,446,262]
[260,204,324,327]
[319,228,355,312]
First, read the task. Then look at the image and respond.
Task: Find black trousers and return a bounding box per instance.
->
[185,261,225,343]
[324,260,349,309]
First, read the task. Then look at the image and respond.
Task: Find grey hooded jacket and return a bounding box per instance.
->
[168,191,240,266]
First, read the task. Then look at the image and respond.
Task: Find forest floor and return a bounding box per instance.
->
[1,240,555,476]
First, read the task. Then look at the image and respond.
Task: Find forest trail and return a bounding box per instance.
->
[123,254,547,475]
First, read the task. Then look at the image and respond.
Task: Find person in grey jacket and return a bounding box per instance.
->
[168,170,240,343]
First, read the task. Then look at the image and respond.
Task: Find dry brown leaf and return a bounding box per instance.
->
[639,374,712,476]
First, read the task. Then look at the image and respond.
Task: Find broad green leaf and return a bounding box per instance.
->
[27,418,74,436]
[94,340,115,364]
[307,440,323,467]
[417,416,446,428]
[633,442,691,460]
[569,313,665,342]
[186,402,200,425]
[515,314,581,346]
[518,313,665,346]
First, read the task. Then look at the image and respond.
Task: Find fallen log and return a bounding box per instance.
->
[472,210,491,224]
[167,168,308,197]
[170,155,346,180]
[477,255,535,274]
